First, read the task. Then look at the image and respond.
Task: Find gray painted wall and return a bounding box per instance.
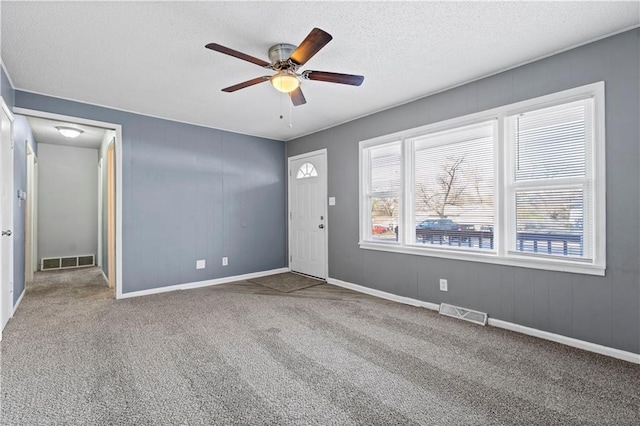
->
[13,91,287,294]
[288,29,640,355]
[37,143,98,262]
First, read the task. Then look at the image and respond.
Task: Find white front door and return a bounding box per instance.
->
[1,101,14,331]
[289,151,327,279]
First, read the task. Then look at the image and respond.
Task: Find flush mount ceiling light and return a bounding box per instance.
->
[270,71,300,93]
[56,126,83,138]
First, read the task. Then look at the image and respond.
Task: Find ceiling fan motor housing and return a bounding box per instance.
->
[268,43,297,70]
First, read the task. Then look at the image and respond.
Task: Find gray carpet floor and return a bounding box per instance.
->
[1,267,638,425]
[249,272,323,293]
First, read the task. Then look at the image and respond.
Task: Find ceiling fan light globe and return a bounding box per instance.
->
[271,73,300,93]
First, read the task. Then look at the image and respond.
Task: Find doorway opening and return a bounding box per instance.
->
[14,108,123,299]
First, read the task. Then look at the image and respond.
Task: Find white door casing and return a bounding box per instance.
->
[1,99,15,332]
[288,150,327,279]
[25,143,36,282]
[97,158,103,268]
[32,159,38,273]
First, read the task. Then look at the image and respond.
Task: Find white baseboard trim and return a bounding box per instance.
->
[12,287,26,316]
[118,267,290,299]
[327,276,639,365]
[327,277,440,311]
[101,270,108,284]
[487,318,640,364]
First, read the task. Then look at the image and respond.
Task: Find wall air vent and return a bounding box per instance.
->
[42,258,61,270]
[41,254,95,271]
[439,303,488,326]
[78,255,94,266]
[61,257,77,268]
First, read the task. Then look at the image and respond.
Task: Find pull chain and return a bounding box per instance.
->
[278,92,293,129]
[289,96,293,128]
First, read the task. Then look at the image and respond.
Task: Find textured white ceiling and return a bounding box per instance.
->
[26,116,106,150]
[2,2,638,141]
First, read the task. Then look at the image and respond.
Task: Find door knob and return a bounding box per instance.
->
[318,224,324,229]
[2,230,11,236]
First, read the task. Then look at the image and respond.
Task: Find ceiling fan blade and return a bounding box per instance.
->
[289,87,307,106]
[205,43,271,68]
[221,76,270,93]
[304,71,364,86]
[289,28,333,66]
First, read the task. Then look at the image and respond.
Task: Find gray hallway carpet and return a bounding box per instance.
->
[1,268,638,425]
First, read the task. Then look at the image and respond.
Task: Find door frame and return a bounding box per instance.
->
[287,149,328,279]
[25,142,37,283]
[14,107,124,299]
[97,157,103,268]
[106,143,115,290]
[1,97,15,339]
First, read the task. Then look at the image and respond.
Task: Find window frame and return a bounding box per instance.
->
[359,82,606,276]
[360,139,403,243]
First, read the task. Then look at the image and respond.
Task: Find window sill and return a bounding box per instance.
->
[358,241,605,276]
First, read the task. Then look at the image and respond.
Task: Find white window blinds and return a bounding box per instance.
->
[412,121,495,250]
[514,101,588,181]
[366,142,401,242]
[509,98,593,260]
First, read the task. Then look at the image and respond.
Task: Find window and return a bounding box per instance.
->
[359,82,605,275]
[362,142,401,242]
[296,162,318,179]
[507,100,593,260]
[412,121,496,250]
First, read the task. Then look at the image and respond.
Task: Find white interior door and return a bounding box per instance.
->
[289,151,327,279]
[1,101,15,331]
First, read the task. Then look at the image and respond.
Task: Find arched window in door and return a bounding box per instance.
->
[296,162,318,179]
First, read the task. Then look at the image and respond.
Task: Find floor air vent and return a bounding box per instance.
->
[41,255,95,271]
[439,303,488,326]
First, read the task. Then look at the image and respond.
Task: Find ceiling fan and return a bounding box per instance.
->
[205,28,364,106]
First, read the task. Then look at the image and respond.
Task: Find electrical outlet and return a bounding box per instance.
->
[222,257,228,266]
[196,259,206,269]
[439,278,448,292]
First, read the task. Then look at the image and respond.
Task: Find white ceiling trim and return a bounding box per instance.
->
[0,58,16,91]
[14,107,122,131]
[11,86,280,142]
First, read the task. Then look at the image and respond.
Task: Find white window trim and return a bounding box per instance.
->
[359,82,606,276]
